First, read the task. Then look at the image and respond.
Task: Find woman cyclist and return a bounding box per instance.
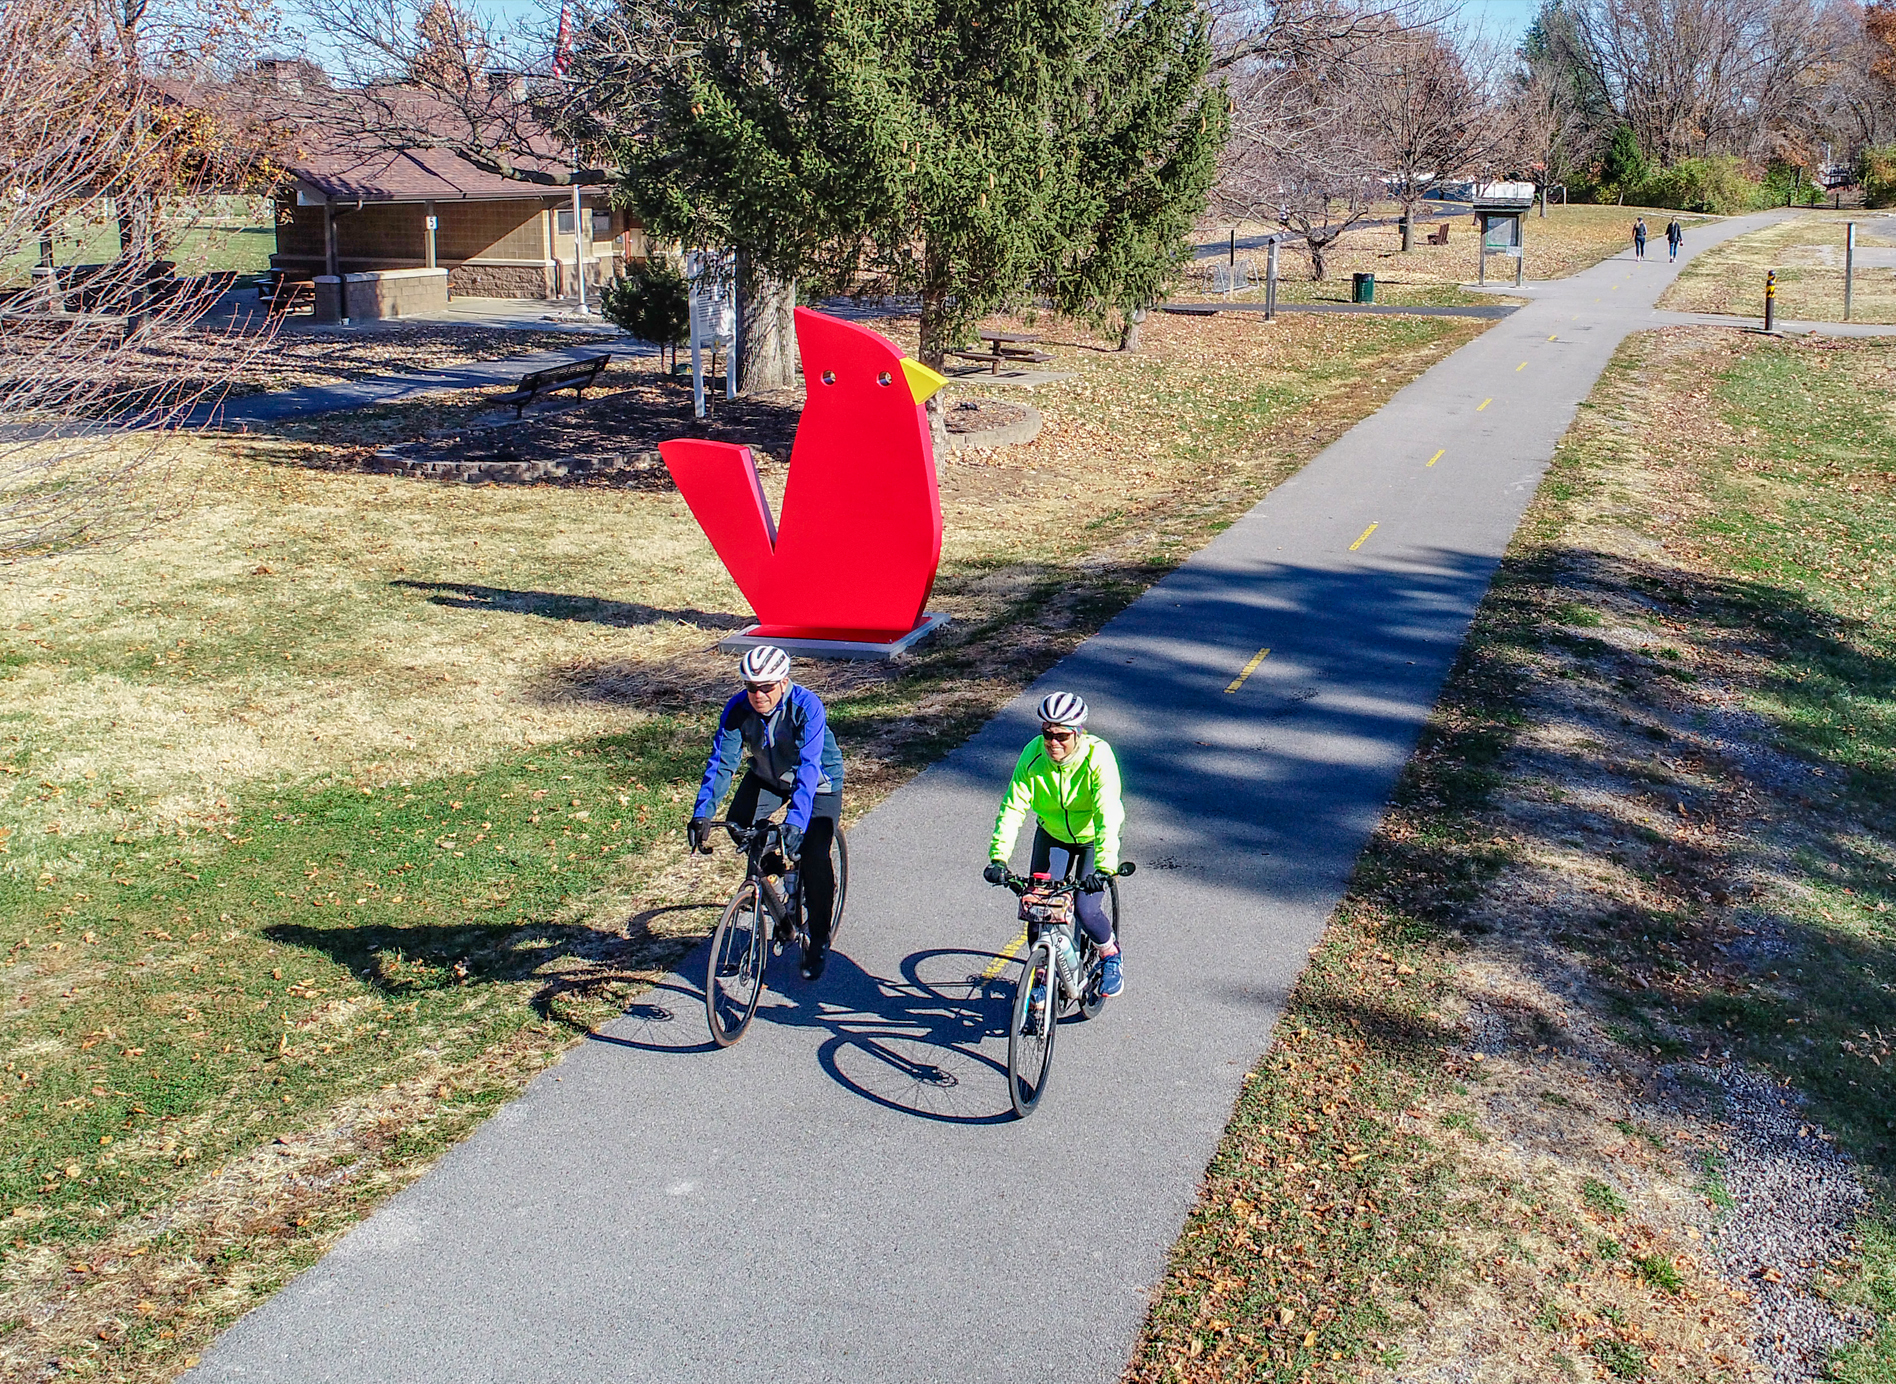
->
[688,645,844,981]
[984,691,1126,998]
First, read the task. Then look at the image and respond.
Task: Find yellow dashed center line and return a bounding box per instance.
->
[1225,647,1270,694]
[1349,522,1379,552]
[1427,448,1444,467]
[979,929,1027,981]
[1548,334,1558,341]
[1476,398,1492,412]
[1516,361,1527,371]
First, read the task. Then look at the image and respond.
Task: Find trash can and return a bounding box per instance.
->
[1352,272,1375,304]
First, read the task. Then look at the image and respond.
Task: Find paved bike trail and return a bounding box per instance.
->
[191,212,1786,1384]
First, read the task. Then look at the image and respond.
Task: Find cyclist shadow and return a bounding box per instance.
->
[591,941,1029,1125]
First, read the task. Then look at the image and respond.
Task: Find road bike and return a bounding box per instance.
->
[703,818,849,1047]
[994,860,1135,1118]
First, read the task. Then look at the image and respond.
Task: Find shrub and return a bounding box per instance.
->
[1638,156,1764,214]
[600,257,689,368]
[1861,146,1896,209]
[1761,161,1825,208]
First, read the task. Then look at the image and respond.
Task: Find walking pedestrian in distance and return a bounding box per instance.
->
[1666,217,1683,263]
[1633,217,1648,261]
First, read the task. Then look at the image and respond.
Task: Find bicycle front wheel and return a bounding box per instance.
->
[706,879,768,1047]
[1006,939,1059,1118]
[828,826,849,944]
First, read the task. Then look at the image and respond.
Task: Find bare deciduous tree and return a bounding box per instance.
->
[1562,0,1846,165]
[1,0,270,562]
[1358,22,1513,247]
[1218,28,1384,279]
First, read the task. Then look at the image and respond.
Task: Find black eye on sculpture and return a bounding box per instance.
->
[820,370,836,385]
[876,371,893,386]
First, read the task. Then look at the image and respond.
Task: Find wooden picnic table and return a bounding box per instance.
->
[946,330,1053,375]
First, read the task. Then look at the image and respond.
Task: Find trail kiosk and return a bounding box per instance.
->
[1473,185,1536,287]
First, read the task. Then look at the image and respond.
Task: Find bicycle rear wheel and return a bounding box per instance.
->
[706,879,768,1047]
[1006,939,1059,1118]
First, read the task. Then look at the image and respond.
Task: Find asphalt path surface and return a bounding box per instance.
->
[182,341,644,429]
[191,210,1787,1384]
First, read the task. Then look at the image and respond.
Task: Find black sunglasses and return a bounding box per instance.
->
[1041,727,1078,742]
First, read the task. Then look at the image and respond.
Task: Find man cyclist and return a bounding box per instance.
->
[688,645,844,981]
[984,691,1126,998]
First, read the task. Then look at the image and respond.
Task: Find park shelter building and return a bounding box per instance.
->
[272,147,645,303]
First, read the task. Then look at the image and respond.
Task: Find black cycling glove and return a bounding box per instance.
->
[781,823,804,859]
[983,861,1008,886]
[1080,871,1108,893]
[688,817,710,854]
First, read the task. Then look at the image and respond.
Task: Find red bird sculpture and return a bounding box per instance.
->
[659,308,950,644]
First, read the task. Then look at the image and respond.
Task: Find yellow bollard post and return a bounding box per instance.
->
[1764,269,1777,333]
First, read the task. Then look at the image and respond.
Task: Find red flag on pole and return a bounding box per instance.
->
[552,2,574,76]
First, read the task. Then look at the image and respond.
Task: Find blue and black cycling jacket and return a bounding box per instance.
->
[692,683,844,831]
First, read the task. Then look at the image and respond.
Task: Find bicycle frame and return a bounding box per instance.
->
[707,819,796,925]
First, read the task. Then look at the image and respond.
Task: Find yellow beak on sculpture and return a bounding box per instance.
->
[901,357,949,405]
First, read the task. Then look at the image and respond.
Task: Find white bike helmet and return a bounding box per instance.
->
[739,644,791,684]
[1037,690,1088,728]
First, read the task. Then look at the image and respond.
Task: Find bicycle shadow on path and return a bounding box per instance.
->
[590,941,1098,1125]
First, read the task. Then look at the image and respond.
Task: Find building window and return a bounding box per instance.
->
[556,208,575,235]
[592,211,613,239]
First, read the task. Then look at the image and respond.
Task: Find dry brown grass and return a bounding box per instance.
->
[1658,212,1896,324]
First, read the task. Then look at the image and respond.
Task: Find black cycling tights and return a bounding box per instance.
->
[1029,825,1113,947]
[729,774,839,952]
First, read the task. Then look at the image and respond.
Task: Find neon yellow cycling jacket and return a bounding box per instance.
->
[988,734,1124,870]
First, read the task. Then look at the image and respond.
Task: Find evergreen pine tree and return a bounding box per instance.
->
[1601,124,1648,202]
[1047,0,1226,349]
[573,0,1221,382]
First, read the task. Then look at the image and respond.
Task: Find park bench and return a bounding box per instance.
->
[1426,222,1451,246]
[493,354,612,417]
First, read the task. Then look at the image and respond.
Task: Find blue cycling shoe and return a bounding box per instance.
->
[1099,955,1124,998]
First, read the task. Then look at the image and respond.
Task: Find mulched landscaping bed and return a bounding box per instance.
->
[317,376,1041,487]
[358,375,803,487]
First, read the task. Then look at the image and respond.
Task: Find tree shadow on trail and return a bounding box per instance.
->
[264,902,720,1027]
[393,579,749,631]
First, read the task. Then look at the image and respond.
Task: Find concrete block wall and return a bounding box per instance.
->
[439,201,545,262]
[449,263,552,298]
[312,268,449,322]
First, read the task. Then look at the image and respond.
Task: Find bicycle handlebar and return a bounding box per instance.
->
[702,818,778,840]
[996,861,1136,896]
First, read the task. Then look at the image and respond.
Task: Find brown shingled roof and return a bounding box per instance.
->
[275,82,580,203]
[290,145,571,202]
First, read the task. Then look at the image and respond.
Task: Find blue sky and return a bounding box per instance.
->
[298,0,1538,67]
[465,0,1541,44]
